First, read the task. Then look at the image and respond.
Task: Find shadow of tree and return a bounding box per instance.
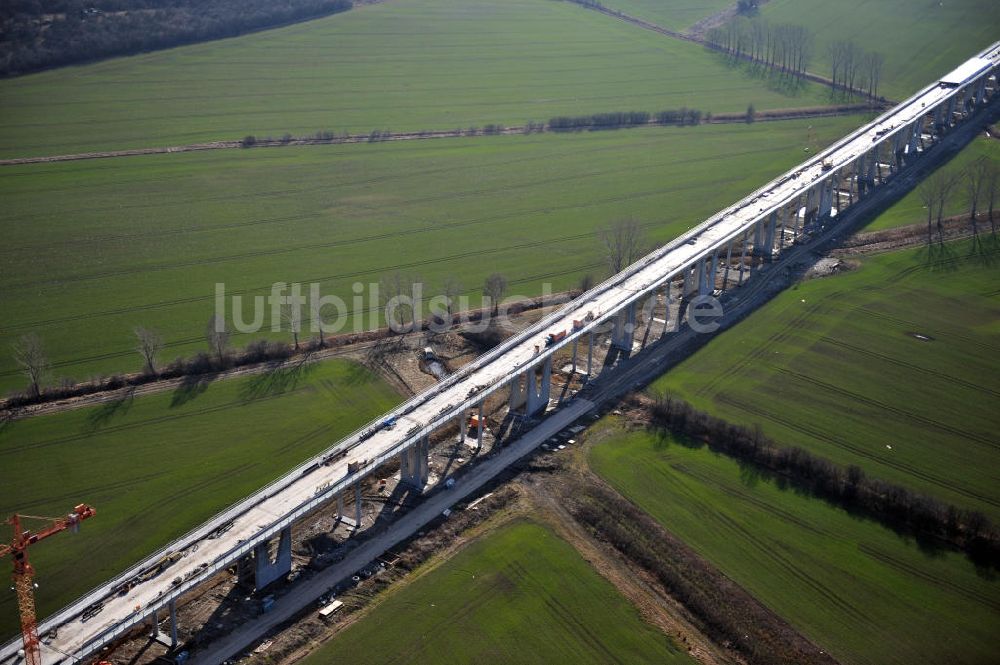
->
[170,373,215,409]
[85,388,135,431]
[239,359,316,403]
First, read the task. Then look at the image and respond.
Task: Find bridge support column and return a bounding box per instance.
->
[947,94,958,126]
[611,302,636,351]
[477,402,485,448]
[459,409,468,442]
[907,120,921,160]
[355,482,364,524]
[570,337,578,377]
[586,330,594,380]
[737,231,750,285]
[819,179,834,220]
[721,242,733,291]
[336,492,344,523]
[777,206,788,251]
[975,77,988,106]
[149,601,179,647]
[697,256,710,296]
[254,526,292,590]
[509,374,527,411]
[752,219,764,262]
[933,102,945,133]
[525,357,553,416]
[765,211,778,260]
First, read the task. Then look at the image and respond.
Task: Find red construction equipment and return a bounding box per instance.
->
[1,504,96,665]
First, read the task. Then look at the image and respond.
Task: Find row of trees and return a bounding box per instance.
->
[918,157,1000,246]
[706,17,814,81]
[828,40,884,99]
[648,393,999,566]
[0,0,352,77]
[548,111,651,131]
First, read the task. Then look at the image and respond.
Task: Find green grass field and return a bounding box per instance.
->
[589,425,1000,665]
[652,239,1000,519]
[864,135,1000,231]
[0,0,838,160]
[0,359,400,639]
[594,0,732,31]
[300,519,693,665]
[761,0,1000,99]
[0,116,866,395]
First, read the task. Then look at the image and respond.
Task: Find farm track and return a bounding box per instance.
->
[0,107,871,168]
[715,392,1000,510]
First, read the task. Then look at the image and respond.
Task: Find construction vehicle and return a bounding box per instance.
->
[545,330,567,346]
[1,504,96,665]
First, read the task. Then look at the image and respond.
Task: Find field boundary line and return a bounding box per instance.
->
[0,106,873,167]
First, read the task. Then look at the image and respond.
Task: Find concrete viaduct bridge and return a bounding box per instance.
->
[3,42,999,665]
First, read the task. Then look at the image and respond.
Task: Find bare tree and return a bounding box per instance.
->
[965,157,988,238]
[442,275,463,316]
[579,272,595,293]
[134,326,163,375]
[863,51,884,100]
[280,302,301,350]
[918,179,937,246]
[483,272,508,315]
[601,218,646,274]
[380,270,419,331]
[12,334,48,397]
[934,173,959,245]
[206,315,230,363]
[986,160,999,235]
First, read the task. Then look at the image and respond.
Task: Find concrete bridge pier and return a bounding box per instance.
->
[525,356,553,416]
[764,211,778,260]
[585,330,594,381]
[149,599,179,648]
[509,373,527,411]
[253,526,292,590]
[476,401,485,448]
[610,302,636,352]
[721,241,734,291]
[400,437,430,488]
[458,409,469,442]
[947,94,958,125]
[355,481,364,524]
[737,230,751,285]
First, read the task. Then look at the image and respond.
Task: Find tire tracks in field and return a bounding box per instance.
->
[669,461,831,538]
[0,388,305,457]
[856,543,1000,612]
[768,366,999,451]
[710,508,873,625]
[716,393,1000,510]
[818,336,1000,398]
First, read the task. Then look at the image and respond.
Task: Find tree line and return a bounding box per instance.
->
[647,392,999,568]
[706,17,814,82]
[918,156,1000,247]
[827,39,884,100]
[0,0,352,77]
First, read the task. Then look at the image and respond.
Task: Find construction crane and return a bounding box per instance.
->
[1,504,96,665]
